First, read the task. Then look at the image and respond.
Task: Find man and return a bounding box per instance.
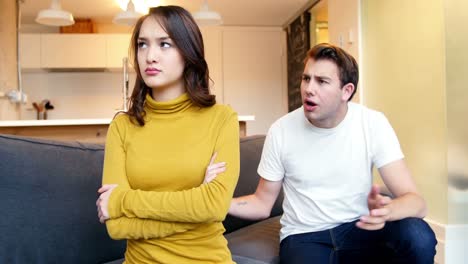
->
[228,43,437,263]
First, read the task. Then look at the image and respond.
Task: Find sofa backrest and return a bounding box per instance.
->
[222,135,284,234]
[0,134,282,262]
[0,134,125,264]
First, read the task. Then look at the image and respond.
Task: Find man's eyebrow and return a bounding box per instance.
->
[314,75,332,81]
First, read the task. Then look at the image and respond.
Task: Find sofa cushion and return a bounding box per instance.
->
[223,135,284,234]
[0,134,125,264]
[103,259,124,264]
[103,255,273,264]
[232,255,272,264]
[226,216,281,264]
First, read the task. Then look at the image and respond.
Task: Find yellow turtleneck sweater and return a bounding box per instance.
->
[102,93,240,264]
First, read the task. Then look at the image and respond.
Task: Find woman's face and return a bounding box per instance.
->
[137,17,185,98]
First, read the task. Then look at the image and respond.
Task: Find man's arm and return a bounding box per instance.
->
[379,159,427,220]
[229,177,282,220]
[357,159,427,230]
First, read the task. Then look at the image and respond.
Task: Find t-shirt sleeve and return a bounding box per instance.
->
[257,121,285,181]
[370,112,405,169]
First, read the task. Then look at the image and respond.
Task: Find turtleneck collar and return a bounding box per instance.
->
[144,93,192,115]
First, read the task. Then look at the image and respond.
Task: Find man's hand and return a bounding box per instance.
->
[96,184,118,223]
[356,184,392,230]
[203,152,226,184]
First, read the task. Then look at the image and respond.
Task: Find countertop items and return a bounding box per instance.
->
[32,99,54,120]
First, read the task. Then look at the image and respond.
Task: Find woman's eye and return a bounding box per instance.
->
[302,76,310,82]
[160,42,172,48]
[137,42,147,48]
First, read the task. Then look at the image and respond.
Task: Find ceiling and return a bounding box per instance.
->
[20,0,312,27]
[310,0,328,22]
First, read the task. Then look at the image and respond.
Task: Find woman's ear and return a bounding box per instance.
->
[341,83,355,101]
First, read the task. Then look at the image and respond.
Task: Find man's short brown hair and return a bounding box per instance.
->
[306,43,359,101]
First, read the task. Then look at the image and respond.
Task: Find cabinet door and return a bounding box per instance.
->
[106,34,132,68]
[20,34,41,69]
[200,27,223,103]
[222,28,287,135]
[41,34,107,68]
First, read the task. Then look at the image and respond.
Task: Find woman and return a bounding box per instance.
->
[96,6,239,264]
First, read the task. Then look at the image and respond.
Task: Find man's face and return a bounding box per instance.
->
[300,58,353,128]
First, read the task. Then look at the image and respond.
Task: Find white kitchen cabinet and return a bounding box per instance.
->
[200,27,223,103]
[20,34,41,69]
[40,34,107,68]
[106,34,132,68]
[222,28,287,135]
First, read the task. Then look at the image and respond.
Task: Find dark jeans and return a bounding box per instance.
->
[279,218,437,264]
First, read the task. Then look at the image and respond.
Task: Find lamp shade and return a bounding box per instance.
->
[113,0,141,26]
[193,0,223,26]
[35,0,74,26]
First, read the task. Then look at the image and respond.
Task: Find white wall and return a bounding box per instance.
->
[361,0,468,262]
[201,27,224,104]
[222,27,287,135]
[328,0,360,60]
[20,71,135,120]
[327,0,360,103]
[445,0,468,225]
[0,0,20,120]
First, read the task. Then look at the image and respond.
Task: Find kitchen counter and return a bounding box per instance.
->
[0,115,255,143]
[0,119,112,127]
[0,116,255,127]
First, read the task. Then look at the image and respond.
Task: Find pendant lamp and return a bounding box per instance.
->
[193,0,223,26]
[113,0,141,26]
[36,0,74,26]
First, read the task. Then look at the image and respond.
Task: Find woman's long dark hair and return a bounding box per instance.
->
[127,6,216,126]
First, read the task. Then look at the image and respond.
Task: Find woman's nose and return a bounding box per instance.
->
[146,46,159,63]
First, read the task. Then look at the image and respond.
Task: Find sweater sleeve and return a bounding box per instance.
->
[108,111,240,223]
[105,217,201,240]
[102,115,199,237]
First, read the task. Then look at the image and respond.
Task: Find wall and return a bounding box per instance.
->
[20,23,133,34]
[222,27,287,135]
[94,23,133,34]
[327,0,360,103]
[328,0,359,62]
[442,1,468,261]
[0,0,20,120]
[361,0,448,224]
[445,0,468,226]
[20,71,136,120]
[200,27,224,104]
[361,0,468,262]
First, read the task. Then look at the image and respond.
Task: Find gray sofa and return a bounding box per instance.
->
[0,134,282,264]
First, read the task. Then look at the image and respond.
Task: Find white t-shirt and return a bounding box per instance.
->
[258,103,404,241]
